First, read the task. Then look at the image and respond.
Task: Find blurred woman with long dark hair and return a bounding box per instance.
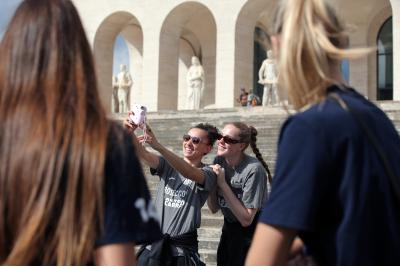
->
[0,0,160,265]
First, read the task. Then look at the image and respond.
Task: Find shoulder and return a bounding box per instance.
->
[242,155,265,173]
[244,155,262,166]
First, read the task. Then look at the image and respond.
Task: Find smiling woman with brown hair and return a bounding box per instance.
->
[207,122,272,266]
[0,0,160,265]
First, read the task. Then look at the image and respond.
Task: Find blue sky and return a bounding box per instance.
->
[0,0,22,39]
[113,35,130,76]
[1,0,129,76]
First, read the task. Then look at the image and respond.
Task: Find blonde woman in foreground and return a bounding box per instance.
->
[246,0,400,266]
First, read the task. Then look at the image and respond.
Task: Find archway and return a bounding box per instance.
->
[366,4,392,100]
[235,0,277,106]
[159,2,216,110]
[377,17,393,100]
[93,11,143,113]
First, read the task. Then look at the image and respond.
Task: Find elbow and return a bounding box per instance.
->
[209,206,219,214]
[207,201,219,214]
[239,216,254,227]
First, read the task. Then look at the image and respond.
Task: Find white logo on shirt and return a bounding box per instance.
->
[163,185,188,209]
[134,198,159,223]
[183,179,193,186]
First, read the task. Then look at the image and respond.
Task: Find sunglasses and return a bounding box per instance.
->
[183,134,204,145]
[217,134,241,144]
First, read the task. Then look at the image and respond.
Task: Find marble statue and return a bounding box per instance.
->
[111,75,119,113]
[186,56,204,110]
[116,64,133,113]
[258,50,279,106]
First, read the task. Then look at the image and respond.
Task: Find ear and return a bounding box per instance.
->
[203,144,212,155]
[239,143,247,152]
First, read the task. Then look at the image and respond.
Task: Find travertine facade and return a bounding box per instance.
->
[72,0,399,112]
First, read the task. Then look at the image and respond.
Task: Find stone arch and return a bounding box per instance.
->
[367,5,393,100]
[234,0,276,105]
[159,2,217,110]
[93,11,143,113]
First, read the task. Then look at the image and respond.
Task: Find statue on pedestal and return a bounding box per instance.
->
[186,56,204,110]
[258,50,279,106]
[115,64,133,113]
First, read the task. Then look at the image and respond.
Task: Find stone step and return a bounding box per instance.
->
[198,227,222,239]
[198,236,220,251]
[200,214,224,227]
[199,248,217,265]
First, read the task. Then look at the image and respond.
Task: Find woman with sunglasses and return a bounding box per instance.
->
[246,0,400,265]
[207,122,272,266]
[124,119,219,266]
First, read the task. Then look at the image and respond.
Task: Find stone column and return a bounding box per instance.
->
[214,17,237,108]
[392,0,400,100]
[141,25,161,112]
[349,27,369,97]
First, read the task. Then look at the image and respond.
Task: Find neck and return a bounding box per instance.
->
[329,64,346,85]
[225,152,245,168]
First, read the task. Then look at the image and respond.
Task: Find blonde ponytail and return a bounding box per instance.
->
[273,0,373,110]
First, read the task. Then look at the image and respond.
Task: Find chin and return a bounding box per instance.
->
[217,149,226,157]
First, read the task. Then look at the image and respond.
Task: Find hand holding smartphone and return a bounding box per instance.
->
[129,104,147,128]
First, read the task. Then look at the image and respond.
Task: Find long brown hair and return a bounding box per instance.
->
[0,0,108,265]
[230,122,272,184]
[272,0,372,110]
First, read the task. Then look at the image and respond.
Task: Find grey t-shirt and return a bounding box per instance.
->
[152,156,217,236]
[214,155,269,223]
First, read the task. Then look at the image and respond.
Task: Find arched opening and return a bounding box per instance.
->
[253,26,271,104]
[377,17,393,100]
[93,12,143,113]
[235,0,277,106]
[159,2,216,110]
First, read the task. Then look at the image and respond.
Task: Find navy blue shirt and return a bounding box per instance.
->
[260,86,400,266]
[96,124,161,246]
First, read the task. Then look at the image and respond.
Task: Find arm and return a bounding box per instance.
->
[212,165,257,227]
[207,184,220,213]
[123,117,159,169]
[94,243,136,266]
[152,141,206,185]
[245,223,296,266]
[143,127,207,185]
[258,61,266,82]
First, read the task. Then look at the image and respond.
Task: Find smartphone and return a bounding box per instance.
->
[129,104,147,128]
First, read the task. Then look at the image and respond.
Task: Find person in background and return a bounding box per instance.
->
[247,89,261,107]
[246,0,400,265]
[207,122,272,266]
[124,119,219,266]
[0,1,161,265]
[236,87,249,107]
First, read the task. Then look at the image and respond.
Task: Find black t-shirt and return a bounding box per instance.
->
[260,86,400,266]
[96,123,161,246]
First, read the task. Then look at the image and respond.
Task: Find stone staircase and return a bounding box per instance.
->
[112,102,400,266]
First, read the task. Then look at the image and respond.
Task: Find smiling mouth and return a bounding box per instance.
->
[218,144,226,150]
[184,146,194,152]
